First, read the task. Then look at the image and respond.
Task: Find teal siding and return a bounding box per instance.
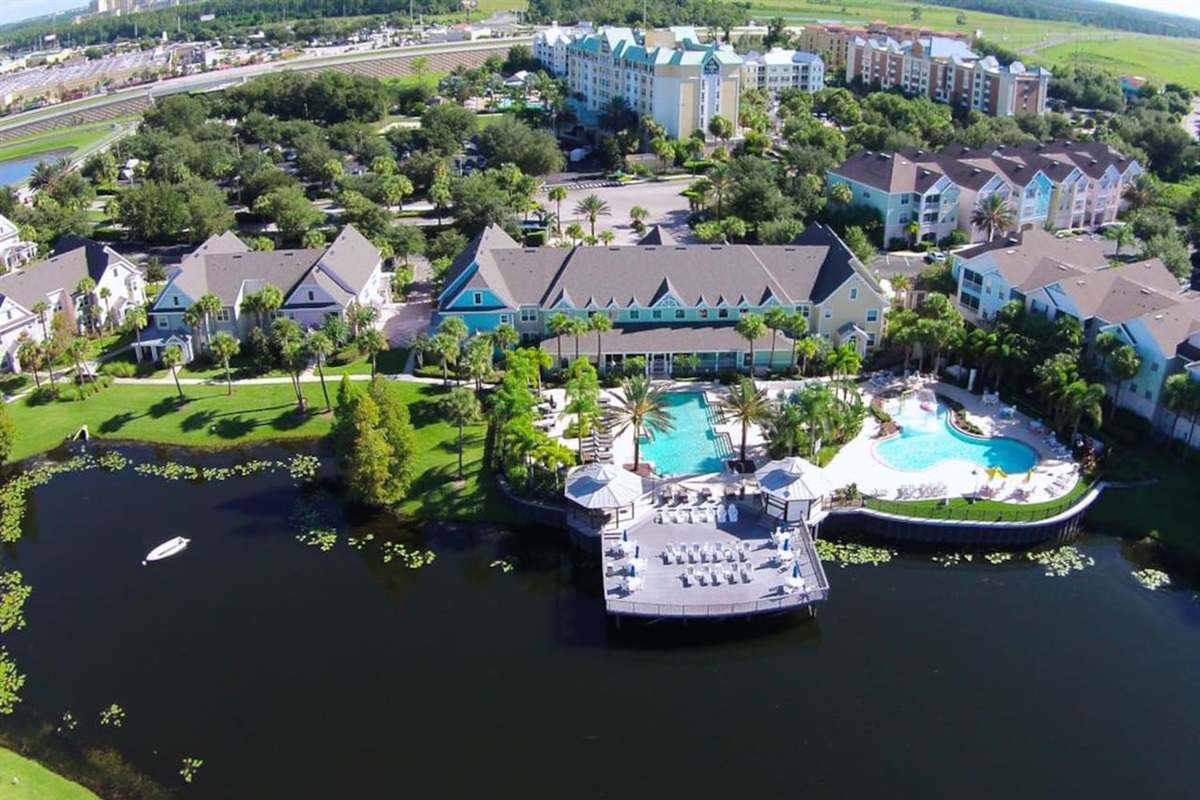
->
[446,287,509,311]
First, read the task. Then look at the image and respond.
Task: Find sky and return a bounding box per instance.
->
[3,0,1200,27]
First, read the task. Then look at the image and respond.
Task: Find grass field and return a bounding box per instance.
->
[864,479,1091,522]
[0,748,100,800]
[1087,451,1198,556]
[6,379,511,523]
[1032,35,1200,89]
[0,117,136,163]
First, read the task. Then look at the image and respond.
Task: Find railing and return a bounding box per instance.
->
[608,590,830,618]
[712,431,735,461]
[850,482,1099,524]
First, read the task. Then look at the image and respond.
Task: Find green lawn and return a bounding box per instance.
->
[1032,35,1200,90]
[0,748,100,800]
[863,479,1092,522]
[5,379,513,523]
[1087,449,1199,555]
[323,348,408,376]
[0,117,136,162]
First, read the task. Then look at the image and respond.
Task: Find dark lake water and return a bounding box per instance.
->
[3,446,1200,799]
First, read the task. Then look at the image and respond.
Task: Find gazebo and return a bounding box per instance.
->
[755,456,835,523]
[564,463,648,533]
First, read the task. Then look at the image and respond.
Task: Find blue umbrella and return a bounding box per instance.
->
[792,563,800,579]
[782,537,791,551]
[622,529,629,542]
[630,564,637,578]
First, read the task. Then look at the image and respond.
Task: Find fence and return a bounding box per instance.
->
[607,591,829,619]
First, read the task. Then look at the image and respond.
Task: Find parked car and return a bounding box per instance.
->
[924,250,948,263]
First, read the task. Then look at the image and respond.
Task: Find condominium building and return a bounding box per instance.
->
[741,48,825,97]
[436,223,887,375]
[532,22,588,78]
[847,35,1051,116]
[827,140,1142,246]
[797,22,973,71]
[950,229,1199,443]
[566,27,742,139]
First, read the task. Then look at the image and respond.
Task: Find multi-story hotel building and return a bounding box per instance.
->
[565,27,742,139]
[741,48,825,97]
[846,35,1051,116]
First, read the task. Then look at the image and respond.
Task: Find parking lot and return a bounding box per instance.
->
[543,178,695,245]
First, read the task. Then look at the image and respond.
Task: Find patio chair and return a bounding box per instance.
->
[676,548,686,565]
[716,506,727,523]
[741,566,752,583]
[711,569,722,586]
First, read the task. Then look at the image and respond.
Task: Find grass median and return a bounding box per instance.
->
[6,380,513,523]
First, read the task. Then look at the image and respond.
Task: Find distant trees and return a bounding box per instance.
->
[333,377,418,507]
[254,185,323,241]
[476,116,564,176]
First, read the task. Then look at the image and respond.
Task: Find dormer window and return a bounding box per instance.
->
[473,292,483,305]
[849,287,859,300]
[307,291,315,302]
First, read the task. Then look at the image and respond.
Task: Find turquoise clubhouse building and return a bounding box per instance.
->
[436,224,889,374]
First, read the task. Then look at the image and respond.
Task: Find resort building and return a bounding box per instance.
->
[0,213,36,272]
[797,22,974,71]
[146,226,385,364]
[951,228,1200,440]
[532,22,588,78]
[436,223,888,374]
[827,140,1142,246]
[846,35,1051,116]
[741,48,825,97]
[0,237,145,373]
[565,26,743,139]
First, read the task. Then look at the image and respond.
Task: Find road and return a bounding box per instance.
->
[0,38,530,139]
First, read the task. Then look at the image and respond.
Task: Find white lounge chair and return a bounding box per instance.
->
[697,569,707,586]
[716,506,727,523]
[743,566,753,583]
[711,569,722,586]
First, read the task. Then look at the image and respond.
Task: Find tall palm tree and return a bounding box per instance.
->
[785,313,809,374]
[162,345,185,400]
[16,337,43,389]
[573,193,611,238]
[971,194,1017,242]
[306,330,335,412]
[589,312,612,373]
[463,335,494,396]
[736,312,767,375]
[356,328,388,377]
[427,331,460,385]
[547,186,567,235]
[716,379,773,465]
[66,337,92,395]
[441,387,482,480]
[1161,373,1195,454]
[1063,379,1105,439]
[565,316,589,361]
[826,343,862,399]
[209,331,241,395]
[259,284,284,325]
[767,402,807,457]
[124,305,148,358]
[1109,344,1142,419]
[548,311,570,369]
[98,287,112,331]
[611,375,674,471]
[491,322,519,354]
[1122,174,1158,212]
[75,277,97,334]
[707,165,733,218]
[795,383,835,458]
[1103,224,1136,257]
[763,307,789,373]
[193,292,223,346]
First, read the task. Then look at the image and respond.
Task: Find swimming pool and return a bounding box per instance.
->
[639,392,727,476]
[874,399,1038,473]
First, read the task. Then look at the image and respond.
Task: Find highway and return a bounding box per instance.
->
[0,37,531,140]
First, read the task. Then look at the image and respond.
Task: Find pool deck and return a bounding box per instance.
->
[824,378,1080,503]
[601,503,831,619]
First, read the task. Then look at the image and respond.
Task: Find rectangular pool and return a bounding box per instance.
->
[638,392,728,476]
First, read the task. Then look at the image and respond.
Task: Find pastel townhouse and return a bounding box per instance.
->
[436,223,888,375]
[0,213,36,272]
[145,226,385,363]
[0,237,145,372]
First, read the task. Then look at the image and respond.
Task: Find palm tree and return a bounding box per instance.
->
[356,328,388,377]
[66,337,92,395]
[826,343,862,399]
[124,305,148,358]
[598,230,615,246]
[767,402,807,457]
[1122,174,1158,212]
[306,330,335,412]
[716,378,773,465]
[209,331,240,395]
[1093,330,1122,384]
[194,292,223,345]
[1103,224,1136,257]
[906,220,921,248]
[611,375,674,471]
[564,222,585,246]
[547,186,567,235]
[589,312,612,372]
[573,194,611,238]
[971,194,1016,241]
[427,331,460,385]
[795,382,836,457]
[1109,344,1142,419]
[441,387,481,480]
[784,313,809,374]
[629,205,650,231]
[548,311,570,369]
[239,292,266,329]
[763,307,789,373]
[16,338,43,389]
[98,287,112,331]
[1161,373,1195,453]
[347,302,378,338]
[565,316,589,361]
[735,312,767,375]
[707,165,733,218]
[491,322,519,354]
[1063,379,1106,439]
[31,301,57,387]
[438,315,468,345]
[162,345,185,400]
[75,277,97,334]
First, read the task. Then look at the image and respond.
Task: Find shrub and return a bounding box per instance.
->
[887,237,909,251]
[102,360,137,377]
[717,370,739,386]
[938,229,968,248]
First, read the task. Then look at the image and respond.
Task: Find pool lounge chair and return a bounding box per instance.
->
[716,506,727,523]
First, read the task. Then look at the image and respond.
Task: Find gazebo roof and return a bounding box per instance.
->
[754,456,835,501]
[565,463,647,509]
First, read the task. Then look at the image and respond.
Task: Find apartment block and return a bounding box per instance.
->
[566,27,742,139]
[847,35,1051,116]
[741,48,825,97]
[827,140,1141,246]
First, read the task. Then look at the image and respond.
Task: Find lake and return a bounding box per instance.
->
[3,445,1199,798]
[0,154,57,187]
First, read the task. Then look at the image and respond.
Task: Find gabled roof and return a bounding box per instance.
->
[172,231,248,300]
[957,229,1108,287]
[1132,297,1200,357]
[0,238,133,310]
[637,225,676,246]
[791,223,880,303]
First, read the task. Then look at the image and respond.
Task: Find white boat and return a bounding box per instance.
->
[143,536,190,564]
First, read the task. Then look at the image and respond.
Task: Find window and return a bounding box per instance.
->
[849,287,859,300]
[473,292,483,305]
[171,295,179,307]
[699,309,709,319]
[861,190,871,199]
[157,316,169,329]
[307,291,314,302]
[866,309,879,322]
[652,310,662,320]
[959,291,980,312]
[900,195,909,205]
[1150,362,1158,372]
[629,310,640,320]
[499,314,512,325]
[823,310,832,320]
[216,308,231,323]
[1129,382,1138,395]
[675,309,685,319]
[718,309,729,319]
[867,332,877,346]
[1144,390,1153,401]
[800,306,810,318]
[520,308,538,323]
